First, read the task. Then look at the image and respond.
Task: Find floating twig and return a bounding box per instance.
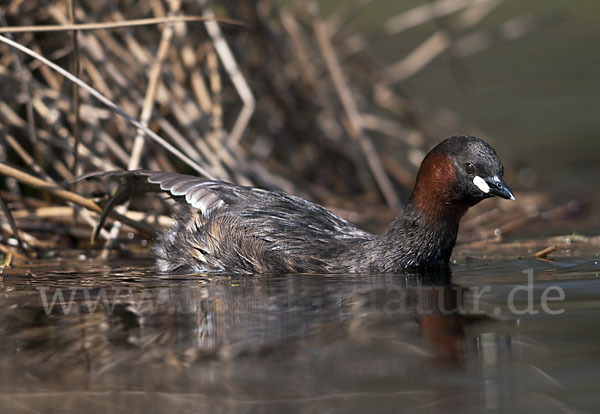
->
[534,245,556,259]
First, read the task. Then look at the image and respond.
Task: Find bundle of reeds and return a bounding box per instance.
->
[0,0,559,261]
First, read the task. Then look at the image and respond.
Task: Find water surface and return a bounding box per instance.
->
[1,245,599,413]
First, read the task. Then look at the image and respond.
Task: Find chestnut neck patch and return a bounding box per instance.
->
[410,151,468,223]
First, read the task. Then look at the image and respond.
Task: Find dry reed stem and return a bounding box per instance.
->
[0,162,101,212]
[102,0,180,254]
[0,33,213,177]
[385,0,495,35]
[0,12,40,164]
[0,196,25,252]
[202,7,255,147]
[2,132,113,242]
[0,162,155,236]
[67,0,82,177]
[0,15,243,34]
[534,245,556,259]
[452,13,562,58]
[386,0,501,83]
[339,0,497,60]
[310,2,401,209]
[12,206,173,228]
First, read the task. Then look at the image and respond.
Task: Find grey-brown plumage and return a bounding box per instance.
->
[85,136,514,274]
[147,171,373,273]
[149,173,457,274]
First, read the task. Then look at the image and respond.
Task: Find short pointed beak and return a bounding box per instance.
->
[485,175,515,200]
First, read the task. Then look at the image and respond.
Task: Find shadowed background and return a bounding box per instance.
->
[318,0,600,194]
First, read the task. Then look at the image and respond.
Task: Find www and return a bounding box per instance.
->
[36,287,123,315]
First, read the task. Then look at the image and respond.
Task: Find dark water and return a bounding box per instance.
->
[1,248,599,413]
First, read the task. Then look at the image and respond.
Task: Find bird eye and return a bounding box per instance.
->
[465,163,475,174]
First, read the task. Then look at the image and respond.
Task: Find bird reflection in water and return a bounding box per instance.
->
[0,265,511,412]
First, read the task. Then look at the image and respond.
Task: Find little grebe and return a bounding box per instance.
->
[117,135,514,273]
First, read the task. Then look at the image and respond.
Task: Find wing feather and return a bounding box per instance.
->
[143,171,241,216]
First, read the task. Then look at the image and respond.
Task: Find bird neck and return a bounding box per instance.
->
[367,152,474,271]
[409,151,469,223]
[377,203,462,271]
[376,150,470,270]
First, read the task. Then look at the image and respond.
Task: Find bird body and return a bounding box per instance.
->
[82,136,514,273]
[145,135,514,273]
